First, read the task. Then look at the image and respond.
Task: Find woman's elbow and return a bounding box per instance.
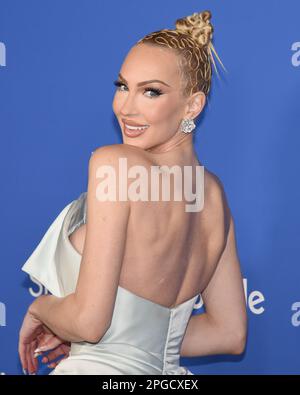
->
[78,315,111,344]
[232,329,247,355]
[80,326,109,344]
[231,311,248,355]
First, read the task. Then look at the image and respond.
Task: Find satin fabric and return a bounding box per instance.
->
[22,192,199,375]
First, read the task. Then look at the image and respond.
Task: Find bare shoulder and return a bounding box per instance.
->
[90,144,150,166]
[203,167,232,240]
[88,145,152,203]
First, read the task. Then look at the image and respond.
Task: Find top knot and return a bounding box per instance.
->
[174,10,226,80]
[175,10,213,47]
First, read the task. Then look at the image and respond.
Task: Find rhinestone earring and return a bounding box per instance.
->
[180,118,196,133]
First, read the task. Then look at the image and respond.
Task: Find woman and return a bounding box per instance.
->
[19,10,247,375]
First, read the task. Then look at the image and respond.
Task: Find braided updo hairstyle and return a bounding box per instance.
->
[136,10,226,101]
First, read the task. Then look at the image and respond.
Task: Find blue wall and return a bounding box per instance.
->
[0,0,299,374]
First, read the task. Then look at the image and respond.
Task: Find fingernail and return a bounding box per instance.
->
[30,372,36,375]
[33,352,42,358]
[22,368,27,375]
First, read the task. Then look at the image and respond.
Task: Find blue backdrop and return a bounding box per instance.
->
[0,0,299,375]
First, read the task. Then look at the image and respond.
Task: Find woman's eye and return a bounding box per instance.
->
[113,81,127,91]
[144,88,163,98]
[113,80,162,98]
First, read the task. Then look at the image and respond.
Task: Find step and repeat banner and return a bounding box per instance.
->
[0,0,299,375]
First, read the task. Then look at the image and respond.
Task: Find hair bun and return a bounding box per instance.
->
[175,10,213,47]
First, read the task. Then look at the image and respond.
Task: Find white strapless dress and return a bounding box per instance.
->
[21,192,199,375]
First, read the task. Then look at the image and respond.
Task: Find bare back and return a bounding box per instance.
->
[69,146,230,309]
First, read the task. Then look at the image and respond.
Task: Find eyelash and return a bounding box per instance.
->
[113,80,163,98]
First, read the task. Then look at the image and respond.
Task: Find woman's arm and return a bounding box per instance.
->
[181,214,247,357]
[29,145,131,343]
[180,312,244,357]
[29,294,85,342]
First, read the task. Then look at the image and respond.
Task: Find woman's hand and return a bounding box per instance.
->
[34,329,71,369]
[18,310,44,374]
[19,310,71,374]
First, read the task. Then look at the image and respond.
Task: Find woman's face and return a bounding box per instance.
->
[112,43,191,151]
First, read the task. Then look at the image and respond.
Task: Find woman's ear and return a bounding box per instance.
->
[185,91,206,119]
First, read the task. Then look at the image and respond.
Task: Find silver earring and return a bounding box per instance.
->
[180,118,196,133]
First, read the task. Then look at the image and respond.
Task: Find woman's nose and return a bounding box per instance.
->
[120,92,138,115]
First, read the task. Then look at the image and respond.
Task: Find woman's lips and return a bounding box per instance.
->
[123,124,149,138]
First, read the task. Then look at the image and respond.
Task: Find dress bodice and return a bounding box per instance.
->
[22,192,199,375]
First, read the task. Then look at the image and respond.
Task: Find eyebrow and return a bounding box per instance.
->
[118,73,171,88]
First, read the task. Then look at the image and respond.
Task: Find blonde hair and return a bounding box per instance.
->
[136,10,227,101]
